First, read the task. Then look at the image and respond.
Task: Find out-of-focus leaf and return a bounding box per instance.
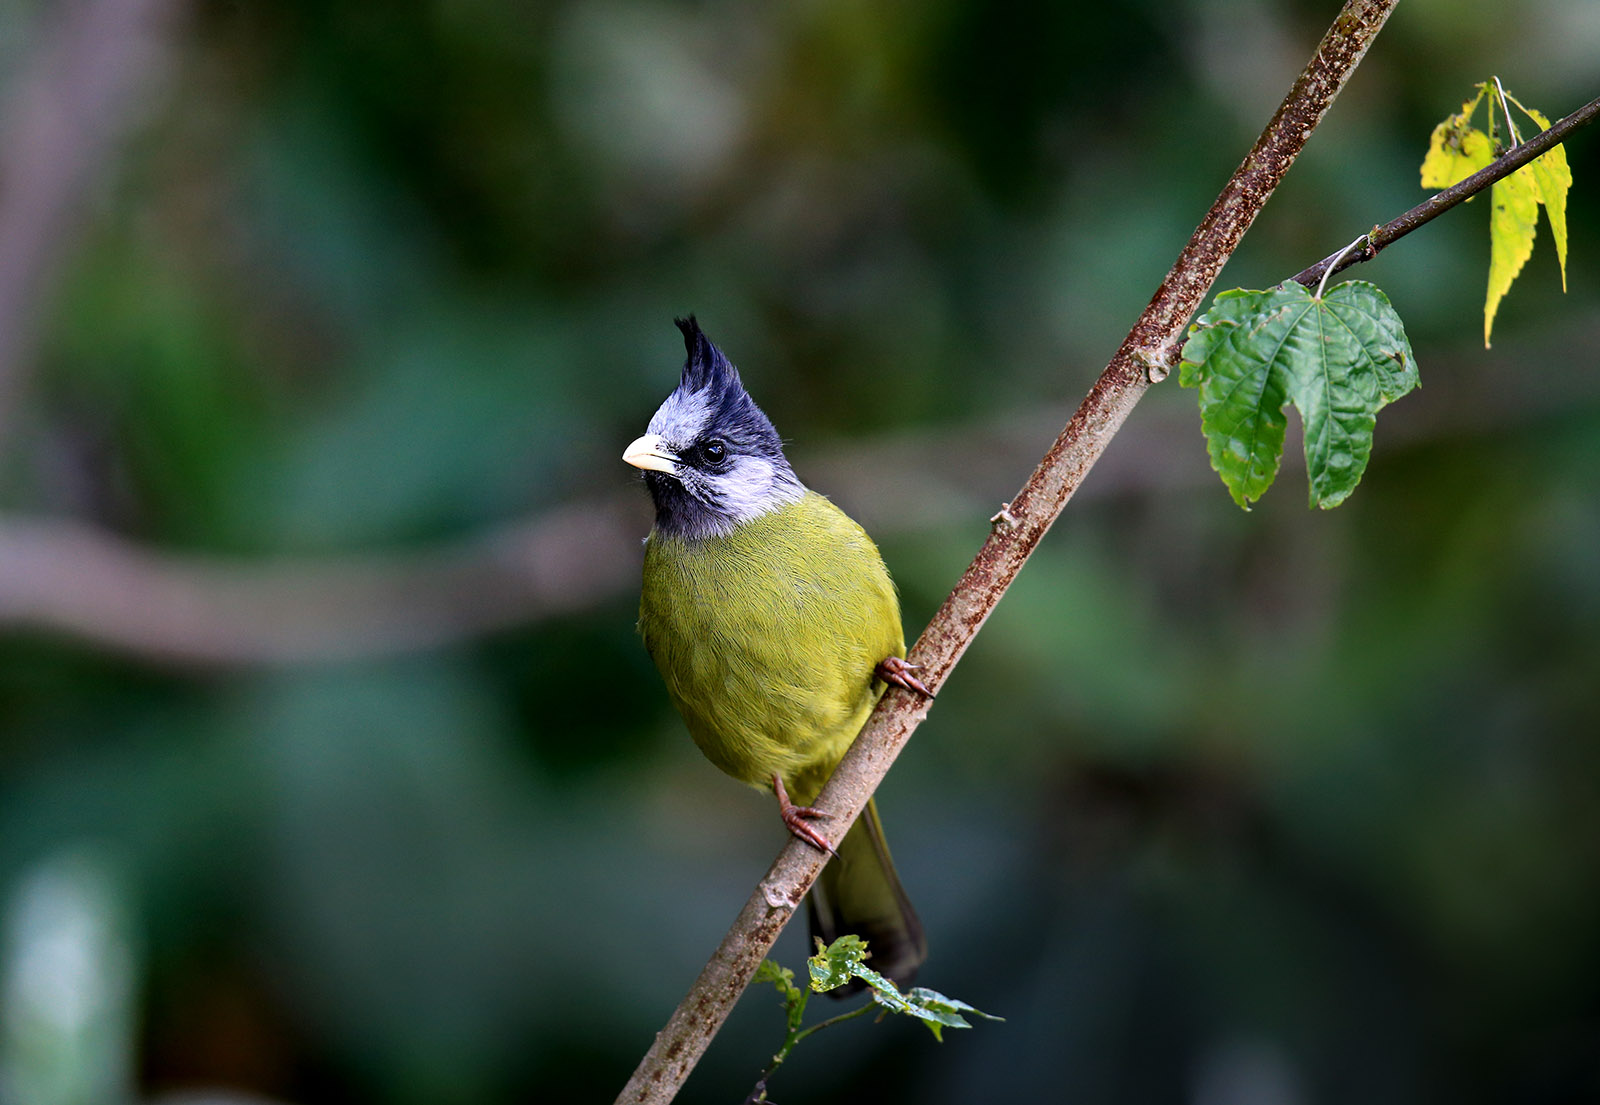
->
[0,850,137,1105]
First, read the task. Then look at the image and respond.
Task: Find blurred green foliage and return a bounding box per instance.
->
[1,1,1598,1103]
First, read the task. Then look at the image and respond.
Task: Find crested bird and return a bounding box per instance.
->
[624,317,929,989]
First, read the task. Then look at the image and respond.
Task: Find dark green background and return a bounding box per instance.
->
[2,0,1597,1102]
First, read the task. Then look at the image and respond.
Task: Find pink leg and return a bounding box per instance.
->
[772,773,838,856]
[875,655,933,698]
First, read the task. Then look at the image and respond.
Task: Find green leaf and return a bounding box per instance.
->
[756,959,808,1032]
[805,937,1002,1041]
[1484,169,1540,348]
[884,987,1006,1042]
[1179,286,1295,508]
[755,958,799,998]
[807,934,891,995]
[1180,281,1419,509]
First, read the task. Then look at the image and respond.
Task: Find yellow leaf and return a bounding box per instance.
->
[1421,120,1493,191]
[1484,170,1540,347]
[1517,104,1572,292]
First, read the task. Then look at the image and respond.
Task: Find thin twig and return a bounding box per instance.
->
[614,2,1400,1101]
[1316,234,1370,299]
[1492,76,1522,147]
[744,1002,875,1103]
[1293,93,1600,288]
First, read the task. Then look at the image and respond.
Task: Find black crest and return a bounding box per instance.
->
[674,315,744,402]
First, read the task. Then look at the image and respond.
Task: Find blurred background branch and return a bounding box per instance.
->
[0,0,182,451]
[0,499,643,665]
[0,320,1594,666]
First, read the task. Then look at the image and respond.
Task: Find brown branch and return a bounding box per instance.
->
[1293,92,1600,288]
[0,0,183,453]
[614,1,1400,1101]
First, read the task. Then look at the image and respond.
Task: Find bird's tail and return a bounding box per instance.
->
[807,796,926,995]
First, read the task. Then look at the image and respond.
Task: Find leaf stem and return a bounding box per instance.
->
[1493,76,1522,146]
[744,1001,876,1103]
[792,1001,878,1046]
[1315,234,1369,299]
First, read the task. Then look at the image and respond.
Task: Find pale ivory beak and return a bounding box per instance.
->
[623,433,679,474]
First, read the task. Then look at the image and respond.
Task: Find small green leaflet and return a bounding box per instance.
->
[1179,280,1419,509]
[1419,82,1572,347]
[807,935,1003,1042]
[755,959,809,1034]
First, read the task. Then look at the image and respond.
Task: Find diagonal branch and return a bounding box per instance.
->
[615,1,1401,1101]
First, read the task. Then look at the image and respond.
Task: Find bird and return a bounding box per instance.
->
[623,316,929,990]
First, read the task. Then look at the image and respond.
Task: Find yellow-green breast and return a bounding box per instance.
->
[637,490,905,802]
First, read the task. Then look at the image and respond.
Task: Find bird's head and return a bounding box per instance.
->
[624,317,805,540]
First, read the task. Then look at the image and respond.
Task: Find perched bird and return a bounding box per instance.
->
[624,317,929,989]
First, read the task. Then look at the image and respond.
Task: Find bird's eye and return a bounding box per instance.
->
[701,440,727,465]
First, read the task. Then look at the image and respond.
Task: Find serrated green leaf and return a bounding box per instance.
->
[805,937,1002,1041]
[807,934,872,993]
[1178,285,1303,508]
[1180,281,1419,509]
[1485,169,1540,348]
[755,959,796,992]
[757,958,809,1033]
[1301,282,1420,506]
[869,985,1003,1042]
[871,988,963,1042]
[904,987,1006,1025]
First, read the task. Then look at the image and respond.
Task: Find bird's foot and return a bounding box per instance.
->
[875,655,934,698]
[772,774,838,857]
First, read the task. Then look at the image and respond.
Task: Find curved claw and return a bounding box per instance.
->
[875,655,934,698]
[772,774,838,857]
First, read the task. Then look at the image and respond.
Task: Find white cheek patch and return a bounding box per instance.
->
[714,456,805,528]
[647,387,712,444]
